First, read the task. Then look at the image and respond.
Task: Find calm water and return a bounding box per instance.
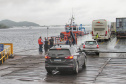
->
[0,26,91,53]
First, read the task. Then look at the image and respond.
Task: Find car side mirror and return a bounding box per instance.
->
[77,49,82,53]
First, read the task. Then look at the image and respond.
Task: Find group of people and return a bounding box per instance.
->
[38,36,54,54]
[65,36,76,45]
[38,33,99,53]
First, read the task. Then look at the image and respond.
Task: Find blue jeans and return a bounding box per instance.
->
[39,44,43,52]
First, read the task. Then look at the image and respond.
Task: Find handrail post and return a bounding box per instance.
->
[0,43,14,65]
[10,43,13,55]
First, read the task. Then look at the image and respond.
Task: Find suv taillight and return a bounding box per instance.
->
[105,31,107,36]
[65,56,73,59]
[83,45,85,48]
[45,56,51,59]
[97,45,99,48]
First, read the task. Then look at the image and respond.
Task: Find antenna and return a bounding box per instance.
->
[72,8,74,22]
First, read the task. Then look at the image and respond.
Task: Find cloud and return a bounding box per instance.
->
[0,0,126,25]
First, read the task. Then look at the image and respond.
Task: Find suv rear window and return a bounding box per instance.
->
[48,49,70,57]
[85,41,97,45]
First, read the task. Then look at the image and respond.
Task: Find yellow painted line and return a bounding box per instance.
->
[101,42,104,45]
[115,39,119,45]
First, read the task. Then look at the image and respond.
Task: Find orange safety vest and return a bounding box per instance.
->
[38,39,43,44]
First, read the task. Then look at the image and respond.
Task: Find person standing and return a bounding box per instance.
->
[65,39,69,45]
[44,37,48,54]
[38,36,43,52]
[96,33,99,41]
[49,37,54,48]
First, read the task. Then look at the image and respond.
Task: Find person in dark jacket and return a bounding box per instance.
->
[49,37,54,48]
[65,39,69,45]
[65,38,71,45]
[44,37,48,54]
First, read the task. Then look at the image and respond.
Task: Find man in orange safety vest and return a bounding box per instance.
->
[38,36,43,52]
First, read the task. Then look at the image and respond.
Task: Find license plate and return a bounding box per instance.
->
[54,59,61,62]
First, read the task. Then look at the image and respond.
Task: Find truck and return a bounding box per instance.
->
[92,19,111,40]
[116,18,126,38]
[111,22,116,34]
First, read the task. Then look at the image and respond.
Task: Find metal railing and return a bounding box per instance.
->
[0,43,13,64]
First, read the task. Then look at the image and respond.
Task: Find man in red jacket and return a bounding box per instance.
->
[38,36,43,52]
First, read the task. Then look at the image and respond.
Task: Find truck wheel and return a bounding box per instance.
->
[96,52,99,55]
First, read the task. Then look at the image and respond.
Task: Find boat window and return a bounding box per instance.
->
[73,27,76,30]
[69,27,72,30]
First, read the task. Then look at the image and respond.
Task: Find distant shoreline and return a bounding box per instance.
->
[0,27,9,29]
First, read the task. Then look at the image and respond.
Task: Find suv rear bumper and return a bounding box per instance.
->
[45,65,75,71]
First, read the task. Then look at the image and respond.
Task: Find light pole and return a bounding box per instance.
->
[47,27,49,39]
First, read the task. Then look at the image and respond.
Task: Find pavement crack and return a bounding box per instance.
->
[93,58,111,83]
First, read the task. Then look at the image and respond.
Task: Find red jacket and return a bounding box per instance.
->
[38,39,43,44]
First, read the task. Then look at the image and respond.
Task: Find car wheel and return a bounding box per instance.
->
[96,52,99,55]
[46,69,52,74]
[73,62,79,74]
[82,60,86,69]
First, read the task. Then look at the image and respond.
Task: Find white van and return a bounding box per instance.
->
[92,19,111,40]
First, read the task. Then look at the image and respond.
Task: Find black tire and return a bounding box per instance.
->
[73,62,79,74]
[46,69,52,74]
[96,52,99,55]
[82,60,86,69]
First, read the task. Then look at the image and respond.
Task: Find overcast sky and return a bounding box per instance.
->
[0,0,126,25]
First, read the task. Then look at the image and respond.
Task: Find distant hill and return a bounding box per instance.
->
[0,24,9,29]
[0,20,40,27]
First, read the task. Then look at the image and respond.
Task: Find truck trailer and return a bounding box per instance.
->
[111,22,116,34]
[116,18,126,38]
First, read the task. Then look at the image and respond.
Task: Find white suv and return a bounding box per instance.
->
[80,40,99,55]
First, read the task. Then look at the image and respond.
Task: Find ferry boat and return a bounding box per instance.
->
[60,15,85,40]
